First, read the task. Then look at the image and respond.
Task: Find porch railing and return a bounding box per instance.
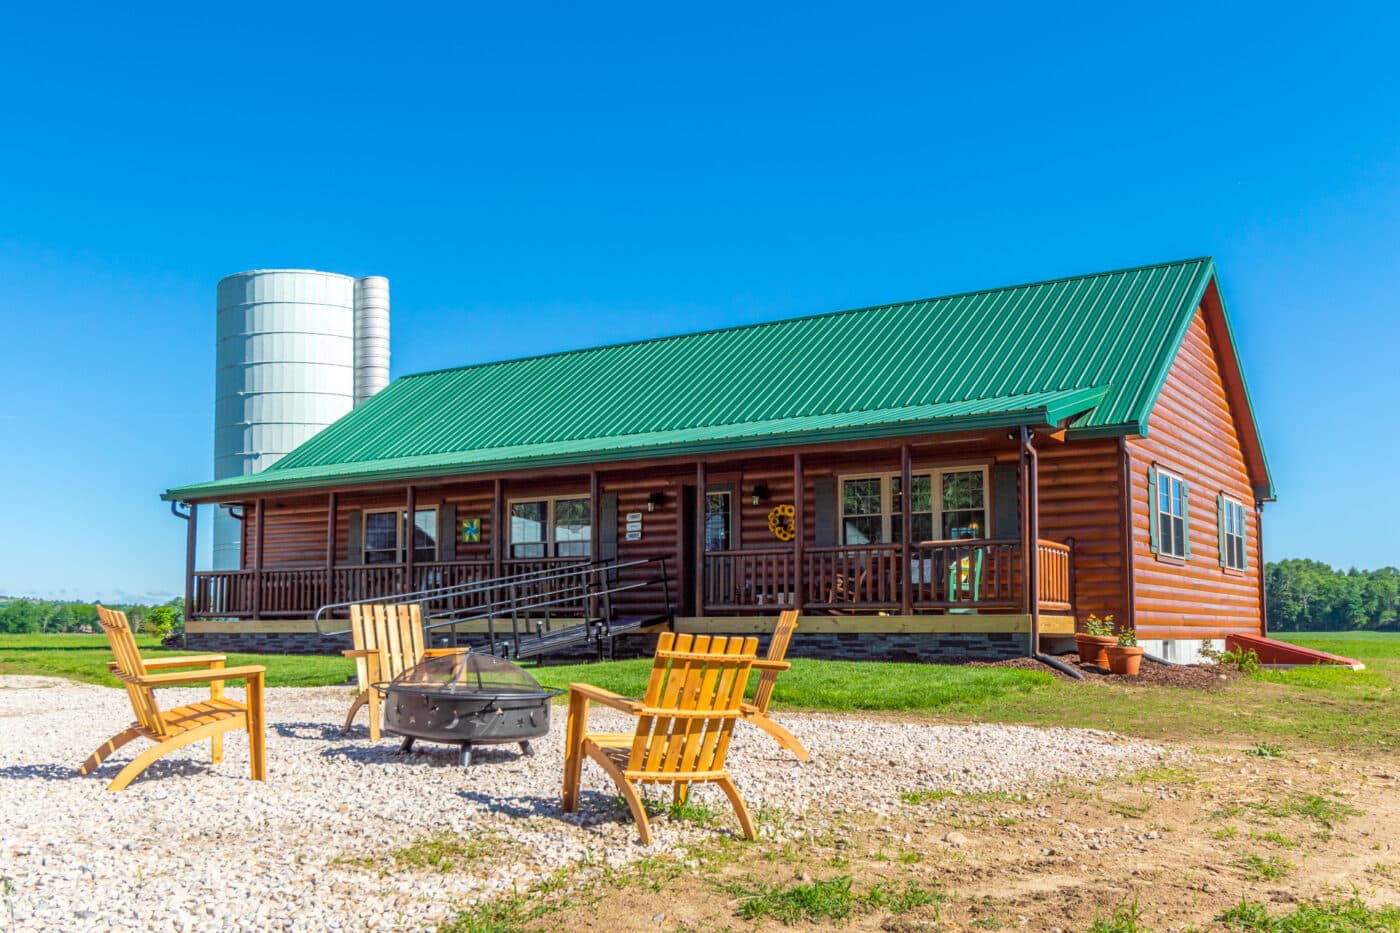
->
[700,536,1073,615]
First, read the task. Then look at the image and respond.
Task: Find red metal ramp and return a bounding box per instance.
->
[1225,633,1365,670]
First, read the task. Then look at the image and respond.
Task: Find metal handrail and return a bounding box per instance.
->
[312,557,672,659]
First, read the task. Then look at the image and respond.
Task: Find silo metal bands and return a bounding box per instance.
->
[353,276,391,406]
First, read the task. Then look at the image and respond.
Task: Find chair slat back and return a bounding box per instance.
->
[350,603,427,688]
[626,632,757,779]
[751,609,798,713]
[95,605,166,737]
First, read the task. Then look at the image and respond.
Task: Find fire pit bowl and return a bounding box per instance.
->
[375,652,563,767]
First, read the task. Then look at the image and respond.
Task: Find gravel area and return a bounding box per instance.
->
[0,675,1172,931]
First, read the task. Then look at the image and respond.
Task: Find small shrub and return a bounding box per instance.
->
[734,876,855,923]
[1234,853,1291,881]
[1116,626,1139,648]
[1089,899,1146,932]
[1246,743,1286,758]
[1218,895,1400,930]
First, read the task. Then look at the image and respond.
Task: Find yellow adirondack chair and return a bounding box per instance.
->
[81,606,266,792]
[741,610,809,761]
[342,602,470,741]
[561,633,759,845]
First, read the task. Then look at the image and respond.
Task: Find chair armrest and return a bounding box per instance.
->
[142,654,229,670]
[342,649,376,659]
[422,648,471,657]
[752,659,791,672]
[139,665,266,687]
[568,683,643,714]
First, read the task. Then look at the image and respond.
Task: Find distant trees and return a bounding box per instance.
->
[0,598,187,635]
[1266,559,1400,632]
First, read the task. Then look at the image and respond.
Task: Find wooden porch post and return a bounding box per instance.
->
[695,461,707,616]
[492,478,504,579]
[589,469,600,619]
[325,491,338,608]
[405,485,417,592]
[1020,427,1041,652]
[792,453,805,610]
[1018,434,1029,617]
[253,498,265,620]
[900,444,913,616]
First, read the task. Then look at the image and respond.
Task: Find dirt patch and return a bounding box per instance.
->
[527,741,1400,932]
[969,656,1244,689]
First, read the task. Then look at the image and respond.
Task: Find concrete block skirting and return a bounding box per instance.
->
[176,628,1028,662]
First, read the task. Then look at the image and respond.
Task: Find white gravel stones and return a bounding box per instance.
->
[0,676,1170,931]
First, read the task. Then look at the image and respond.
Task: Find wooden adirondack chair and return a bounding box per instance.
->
[561,633,759,845]
[81,606,266,792]
[342,602,470,741]
[740,610,809,761]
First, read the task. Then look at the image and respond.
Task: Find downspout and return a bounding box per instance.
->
[171,501,194,649]
[1118,437,1137,634]
[1022,427,1080,677]
[1256,501,1267,637]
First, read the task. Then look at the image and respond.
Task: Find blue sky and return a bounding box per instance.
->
[1,2,1398,601]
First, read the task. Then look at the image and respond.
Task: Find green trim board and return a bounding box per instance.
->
[165,256,1273,502]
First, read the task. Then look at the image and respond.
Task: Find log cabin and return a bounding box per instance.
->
[162,257,1274,663]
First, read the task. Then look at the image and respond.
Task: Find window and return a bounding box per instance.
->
[1221,496,1247,571]
[510,496,591,558]
[705,491,731,552]
[1154,468,1188,559]
[839,468,986,545]
[363,508,438,564]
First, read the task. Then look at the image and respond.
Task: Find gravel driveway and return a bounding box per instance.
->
[0,675,1169,931]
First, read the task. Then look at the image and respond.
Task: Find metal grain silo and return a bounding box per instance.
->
[353,275,390,405]
[212,269,390,570]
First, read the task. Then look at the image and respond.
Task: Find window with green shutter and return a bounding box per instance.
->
[1220,495,1247,571]
[1154,467,1188,560]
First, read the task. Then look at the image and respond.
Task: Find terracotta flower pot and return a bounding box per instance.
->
[1106,645,1144,676]
[1075,634,1116,667]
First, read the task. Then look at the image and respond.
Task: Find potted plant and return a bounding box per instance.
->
[1106,627,1144,676]
[1076,614,1116,667]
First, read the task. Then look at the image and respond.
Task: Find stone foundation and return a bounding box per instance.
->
[177,628,1027,662]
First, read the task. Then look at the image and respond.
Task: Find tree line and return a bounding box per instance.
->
[1265,559,1399,632]
[0,597,186,637]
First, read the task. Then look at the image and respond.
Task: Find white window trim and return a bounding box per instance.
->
[507,494,592,559]
[836,465,989,545]
[363,507,439,564]
[1222,494,1248,572]
[1155,467,1188,560]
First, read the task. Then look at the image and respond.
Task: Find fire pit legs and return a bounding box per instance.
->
[399,736,415,754]
[458,743,473,768]
[519,740,534,756]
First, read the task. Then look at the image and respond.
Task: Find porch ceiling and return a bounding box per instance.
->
[164,386,1106,501]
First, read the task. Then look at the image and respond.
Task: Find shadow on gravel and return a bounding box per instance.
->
[457,788,620,823]
[274,721,351,742]
[0,758,210,783]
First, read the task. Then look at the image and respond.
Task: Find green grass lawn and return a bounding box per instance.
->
[2,631,1396,753]
[0,633,353,688]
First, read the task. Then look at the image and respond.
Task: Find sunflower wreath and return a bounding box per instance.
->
[767,503,796,541]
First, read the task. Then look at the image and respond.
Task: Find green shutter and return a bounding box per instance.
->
[814,476,837,546]
[600,492,619,581]
[439,504,456,562]
[1147,466,1159,554]
[1216,494,1226,569]
[1241,503,1250,571]
[347,510,363,565]
[1181,480,1191,558]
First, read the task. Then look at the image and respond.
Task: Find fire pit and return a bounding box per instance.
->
[375,652,563,767]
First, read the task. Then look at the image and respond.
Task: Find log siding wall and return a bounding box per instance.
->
[1127,305,1264,640]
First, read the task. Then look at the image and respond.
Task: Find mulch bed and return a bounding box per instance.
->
[968,655,1243,689]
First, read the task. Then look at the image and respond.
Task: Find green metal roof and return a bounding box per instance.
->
[166,256,1269,501]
